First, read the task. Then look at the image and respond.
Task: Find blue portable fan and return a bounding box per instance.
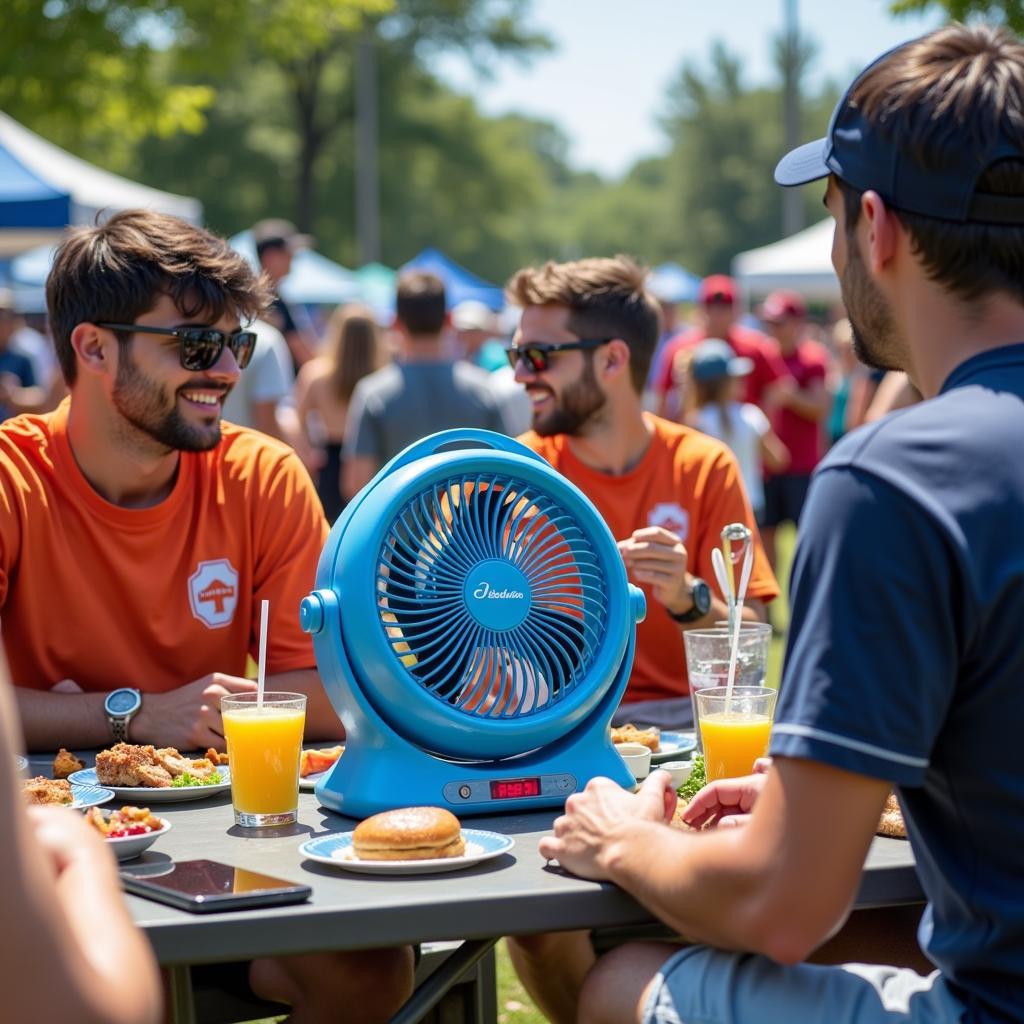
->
[299,429,646,817]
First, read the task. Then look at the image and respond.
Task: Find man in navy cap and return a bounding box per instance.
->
[535,23,1024,1024]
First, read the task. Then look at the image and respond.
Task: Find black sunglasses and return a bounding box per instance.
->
[506,337,612,373]
[97,322,258,372]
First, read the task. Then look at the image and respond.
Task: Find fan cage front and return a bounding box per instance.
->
[375,471,610,724]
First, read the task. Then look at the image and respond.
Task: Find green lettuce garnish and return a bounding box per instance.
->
[171,770,223,788]
[677,755,705,803]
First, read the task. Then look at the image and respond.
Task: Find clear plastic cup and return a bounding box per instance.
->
[694,686,777,782]
[683,627,770,753]
[221,692,306,827]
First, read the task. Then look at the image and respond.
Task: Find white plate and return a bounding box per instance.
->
[70,784,116,810]
[299,829,515,875]
[68,766,231,803]
[99,817,172,861]
[650,731,697,765]
[299,769,330,792]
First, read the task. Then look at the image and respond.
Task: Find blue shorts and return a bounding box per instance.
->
[643,947,966,1024]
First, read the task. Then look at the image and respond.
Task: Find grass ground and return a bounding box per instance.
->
[245,527,799,1024]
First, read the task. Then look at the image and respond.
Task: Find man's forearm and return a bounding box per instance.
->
[16,687,111,752]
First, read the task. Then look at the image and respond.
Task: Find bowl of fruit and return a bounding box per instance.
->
[85,805,171,861]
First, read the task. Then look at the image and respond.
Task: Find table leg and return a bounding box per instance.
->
[165,963,197,1024]
[390,937,498,1024]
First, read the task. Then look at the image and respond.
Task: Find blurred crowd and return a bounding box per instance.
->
[0,215,917,546]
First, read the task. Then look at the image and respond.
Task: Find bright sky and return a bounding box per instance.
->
[437,0,946,177]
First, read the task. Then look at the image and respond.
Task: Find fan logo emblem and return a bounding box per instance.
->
[648,502,689,541]
[473,582,526,600]
[188,558,239,629]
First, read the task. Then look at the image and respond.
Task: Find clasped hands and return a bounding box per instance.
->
[540,759,772,881]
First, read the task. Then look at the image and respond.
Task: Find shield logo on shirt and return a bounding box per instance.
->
[188,559,240,629]
[648,502,689,541]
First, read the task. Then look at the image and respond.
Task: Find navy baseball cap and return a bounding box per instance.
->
[690,339,753,382]
[775,40,1024,225]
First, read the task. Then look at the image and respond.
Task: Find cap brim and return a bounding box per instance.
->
[729,357,754,377]
[775,138,830,187]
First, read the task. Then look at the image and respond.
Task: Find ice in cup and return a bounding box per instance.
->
[683,626,770,751]
[694,686,776,783]
[221,692,306,827]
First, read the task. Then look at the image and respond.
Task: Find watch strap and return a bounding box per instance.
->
[109,715,131,743]
[667,577,711,623]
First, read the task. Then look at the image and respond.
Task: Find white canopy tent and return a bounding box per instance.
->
[732,218,840,303]
[0,112,202,258]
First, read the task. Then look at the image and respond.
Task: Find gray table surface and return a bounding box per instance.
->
[34,753,924,967]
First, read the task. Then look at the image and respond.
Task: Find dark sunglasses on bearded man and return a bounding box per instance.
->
[96,323,258,372]
[505,337,612,373]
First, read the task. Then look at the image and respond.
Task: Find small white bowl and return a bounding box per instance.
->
[656,761,694,790]
[614,742,652,782]
[103,818,172,861]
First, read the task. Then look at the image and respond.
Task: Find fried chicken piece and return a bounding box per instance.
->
[53,747,85,779]
[877,791,907,839]
[611,723,661,753]
[153,748,217,781]
[205,747,229,766]
[95,744,173,788]
[22,776,73,805]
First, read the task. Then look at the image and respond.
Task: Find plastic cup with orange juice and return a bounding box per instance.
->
[222,692,306,827]
[694,686,776,783]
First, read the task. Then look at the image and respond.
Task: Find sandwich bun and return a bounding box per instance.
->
[353,806,465,861]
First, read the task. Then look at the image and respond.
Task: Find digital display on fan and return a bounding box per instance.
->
[490,777,541,800]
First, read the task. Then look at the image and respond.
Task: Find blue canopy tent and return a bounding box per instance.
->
[399,248,504,311]
[647,262,701,304]
[0,112,202,259]
[3,242,55,312]
[229,231,362,307]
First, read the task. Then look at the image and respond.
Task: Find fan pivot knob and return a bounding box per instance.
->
[300,592,327,634]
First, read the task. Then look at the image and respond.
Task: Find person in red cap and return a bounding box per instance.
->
[758,289,832,569]
[653,274,786,422]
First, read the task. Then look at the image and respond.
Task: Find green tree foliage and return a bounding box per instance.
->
[653,43,837,275]
[889,0,1024,31]
[0,0,215,168]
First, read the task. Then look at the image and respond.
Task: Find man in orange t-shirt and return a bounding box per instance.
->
[0,211,412,1023]
[504,255,777,1024]
[0,211,339,754]
[506,256,778,731]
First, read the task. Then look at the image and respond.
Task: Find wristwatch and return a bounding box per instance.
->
[104,688,143,743]
[667,576,712,624]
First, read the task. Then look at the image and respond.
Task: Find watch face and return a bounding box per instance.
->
[693,580,712,616]
[106,689,140,715]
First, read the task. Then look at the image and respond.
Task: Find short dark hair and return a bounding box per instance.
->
[45,210,272,386]
[505,255,661,392]
[840,24,1024,304]
[395,271,447,336]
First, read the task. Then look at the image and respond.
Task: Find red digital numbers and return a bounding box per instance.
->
[490,777,541,799]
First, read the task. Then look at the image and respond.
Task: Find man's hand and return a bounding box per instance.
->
[131,673,258,751]
[538,772,677,881]
[617,526,690,614]
[682,759,771,830]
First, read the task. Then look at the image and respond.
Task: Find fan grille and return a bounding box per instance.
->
[376,473,609,719]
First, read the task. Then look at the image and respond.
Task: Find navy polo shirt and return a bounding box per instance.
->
[771,344,1024,1021]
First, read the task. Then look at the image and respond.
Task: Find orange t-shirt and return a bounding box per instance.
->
[520,415,778,703]
[0,401,329,693]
